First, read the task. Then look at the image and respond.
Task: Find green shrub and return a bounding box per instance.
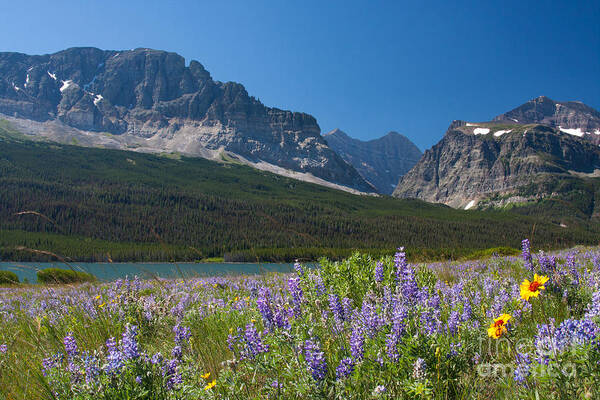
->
[462,246,520,260]
[0,270,19,284]
[37,268,96,284]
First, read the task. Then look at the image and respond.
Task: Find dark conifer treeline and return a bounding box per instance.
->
[0,129,598,262]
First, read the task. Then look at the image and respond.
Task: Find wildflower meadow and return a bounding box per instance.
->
[1,241,600,399]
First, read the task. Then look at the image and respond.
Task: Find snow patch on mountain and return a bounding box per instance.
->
[60,80,73,92]
[559,126,585,137]
[494,129,512,137]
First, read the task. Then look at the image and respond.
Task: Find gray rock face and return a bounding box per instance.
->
[494,96,600,145]
[393,118,600,208]
[0,47,374,192]
[324,129,421,194]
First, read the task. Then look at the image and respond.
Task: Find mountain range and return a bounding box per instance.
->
[0,47,599,222]
[323,129,421,194]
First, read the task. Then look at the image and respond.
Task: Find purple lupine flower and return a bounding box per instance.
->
[533,318,599,363]
[593,253,600,272]
[242,322,269,359]
[105,337,124,374]
[342,297,353,321]
[63,333,78,357]
[555,318,599,348]
[447,310,461,335]
[135,376,142,384]
[472,290,482,307]
[566,254,579,286]
[173,323,191,346]
[150,352,163,365]
[385,332,400,362]
[522,239,533,273]
[294,261,304,277]
[271,379,282,389]
[394,247,418,301]
[335,357,354,380]
[461,300,472,322]
[375,261,384,284]
[394,247,407,284]
[257,287,275,330]
[273,303,291,330]
[287,277,303,316]
[82,353,100,383]
[227,329,241,354]
[448,342,461,358]
[164,359,182,390]
[390,300,407,334]
[304,339,327,382]
[121,324,140,360]
[538,252,557,276]
[585,290,600,319]
[349,325,365,360]
[314,273,326,296]
[514,352,530,385]
[42,353,62,376]
[171,345,182,360]
[382,286,393,315]
[0,344,7,353]
[361,300,382,337]
[329,294,344,325]
[420,308,441,336]
[412,358,427,380]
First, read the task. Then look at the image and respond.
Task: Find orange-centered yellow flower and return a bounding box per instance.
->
[487,313,511,339]
[520,274,549,301]
[201,372,210,380]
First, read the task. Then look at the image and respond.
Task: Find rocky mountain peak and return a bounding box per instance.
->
[0,47,375,193]
[394,99,600,208]
[494,96,600,145]
[324,128,421,194]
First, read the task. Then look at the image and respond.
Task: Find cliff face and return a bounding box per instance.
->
[0,47,374,192]
[393,121,600,208]
[324,129,421,194]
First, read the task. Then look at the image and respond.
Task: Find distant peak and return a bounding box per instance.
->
[533,95,555,103]
[324,128,349,138]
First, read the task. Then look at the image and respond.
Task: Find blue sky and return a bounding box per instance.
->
[1,0,598,150]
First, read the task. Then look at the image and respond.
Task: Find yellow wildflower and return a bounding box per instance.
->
[487,313,511,339]
[520,274,549,301]
[204,379,216,390]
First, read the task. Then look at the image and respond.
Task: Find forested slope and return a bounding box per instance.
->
[0,122,597,262]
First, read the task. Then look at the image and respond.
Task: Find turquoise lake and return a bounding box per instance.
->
[0,261,296,283]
